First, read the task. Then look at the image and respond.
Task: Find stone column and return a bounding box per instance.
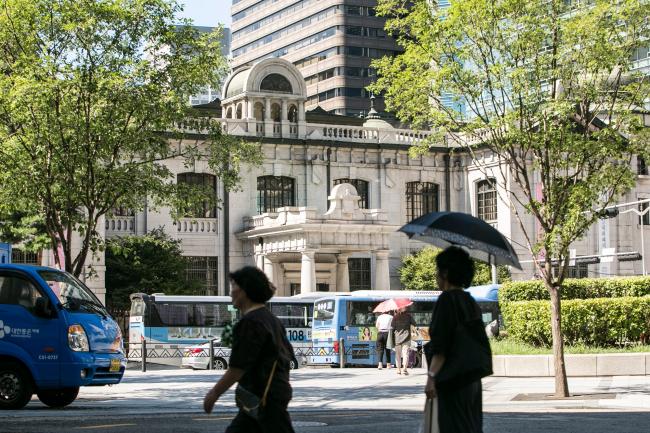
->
[264,255,275,287]
[336,253,350,292]
[281,99,289,137]
[255,253,264,270]
[374,250,390,291]
[300,250,316,293]
[297,100,306,137]
[264,97,273,136]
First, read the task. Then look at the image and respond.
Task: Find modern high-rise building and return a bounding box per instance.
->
[189,26,232,105]
[229,0,403,117]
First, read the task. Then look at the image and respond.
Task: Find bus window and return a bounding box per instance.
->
[409,301,435,326]
[348,301,376,327]
[270,303,310,327]
[314,300,335,321]
[194,304,235,327]
[130,298,145,317]
[151,303,192,326]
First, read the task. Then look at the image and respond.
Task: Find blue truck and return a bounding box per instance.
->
[0,264,126,409]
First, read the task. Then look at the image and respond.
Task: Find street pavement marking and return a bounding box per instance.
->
[76,424,136,430]
[193,417,233,421]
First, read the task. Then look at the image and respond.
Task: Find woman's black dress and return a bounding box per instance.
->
[226,307,296,433]
[428,290,483,433]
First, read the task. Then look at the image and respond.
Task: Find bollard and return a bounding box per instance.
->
[208,338,215,370]
[339,337,345,369]
[141,339,147,373]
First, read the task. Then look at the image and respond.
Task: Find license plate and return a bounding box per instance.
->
[109,359,121,372]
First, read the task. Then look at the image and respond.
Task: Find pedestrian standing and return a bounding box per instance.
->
[375,311,393,369]
[423,246,488,433]
[203,266,296,433]
[392,307,415,375]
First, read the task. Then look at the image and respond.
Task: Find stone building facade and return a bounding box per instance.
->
[94,58,650,300]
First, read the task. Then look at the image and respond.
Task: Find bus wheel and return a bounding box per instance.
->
[37,387,79,408]
[211,358,228,370]
[289,358,299,370]
[0,362,34,410]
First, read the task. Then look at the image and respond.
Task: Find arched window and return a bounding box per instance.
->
[254,102,265,121]
[476,179,497,222]
[271,103,281,122]
[334,178,369,209]
[177,173,217,218]
[226,107,233,119]
[288,105,298,123]
[260,73,293,93]
[236,103,243,119]
[406,182,439,222]
[257,176,295,213]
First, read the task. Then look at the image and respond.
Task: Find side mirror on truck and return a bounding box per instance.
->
[35,297,54,318]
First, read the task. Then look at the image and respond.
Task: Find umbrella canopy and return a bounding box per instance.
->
[373,298,413,313]
[399,211,522,269]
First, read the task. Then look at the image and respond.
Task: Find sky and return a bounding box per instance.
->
[178,0,232,28]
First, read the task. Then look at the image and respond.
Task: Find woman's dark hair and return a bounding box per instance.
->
[229,266,276,303]
[435,246,475,288]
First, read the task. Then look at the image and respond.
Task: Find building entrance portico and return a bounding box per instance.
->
[236,184,398,295]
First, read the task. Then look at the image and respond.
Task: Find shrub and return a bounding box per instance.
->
[501,296,650,347]
[399,246,511,291]
[499,276,650,303]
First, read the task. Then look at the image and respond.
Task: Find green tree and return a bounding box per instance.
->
[399,247,510,291]
[0,0,261,277]
[372,0,650,396]
[105,228,199,310]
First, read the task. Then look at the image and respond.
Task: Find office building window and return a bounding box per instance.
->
[639,156,648,175]
[11,249,40,265]
[477,179,497,222]
[349,258,371,291]
[185,256,218,295]
[257,176,295,213]
[334,178,369,209]
[406,182,439,222]
[177,173,217,218]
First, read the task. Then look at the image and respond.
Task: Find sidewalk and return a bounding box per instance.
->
[0,367,646,419]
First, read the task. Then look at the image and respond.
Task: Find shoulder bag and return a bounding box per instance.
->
[234,360,278,420]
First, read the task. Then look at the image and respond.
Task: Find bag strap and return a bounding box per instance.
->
[260,360,278,407]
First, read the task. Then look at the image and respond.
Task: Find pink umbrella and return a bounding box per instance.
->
[373,298,413,313]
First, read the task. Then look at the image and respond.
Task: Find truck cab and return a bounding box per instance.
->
[0,264,126,409]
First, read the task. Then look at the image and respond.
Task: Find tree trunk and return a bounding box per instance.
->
[549,284,569,397]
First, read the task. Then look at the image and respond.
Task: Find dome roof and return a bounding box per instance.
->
[223,68,252,99]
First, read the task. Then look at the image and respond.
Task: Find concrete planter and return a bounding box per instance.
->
[492,353,650,377]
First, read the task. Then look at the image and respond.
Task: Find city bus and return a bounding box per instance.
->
[309,286,500,367]
[128,293,319,368]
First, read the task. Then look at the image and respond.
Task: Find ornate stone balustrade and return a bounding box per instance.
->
[105,216,135,236]
[176,218,217,234]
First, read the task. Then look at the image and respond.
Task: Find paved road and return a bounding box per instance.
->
[1,367,649,432]
[3,409,650,433]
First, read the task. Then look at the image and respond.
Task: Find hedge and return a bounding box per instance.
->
[499,276,650,303]
[501,296,650,347]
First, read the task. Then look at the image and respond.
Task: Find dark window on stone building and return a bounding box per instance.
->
[349,258,371,291]
[406,182,439,222]
[257,176,295,213]
[334,178,369,209]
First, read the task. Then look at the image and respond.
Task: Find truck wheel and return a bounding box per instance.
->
[36,387,79,408]
[0,362,33,410]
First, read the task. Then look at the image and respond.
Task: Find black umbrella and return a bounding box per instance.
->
[398,211,522,269]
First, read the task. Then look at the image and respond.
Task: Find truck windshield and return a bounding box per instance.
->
[38,270,107,315]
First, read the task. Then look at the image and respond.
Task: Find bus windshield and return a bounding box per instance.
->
[313,299,335,321]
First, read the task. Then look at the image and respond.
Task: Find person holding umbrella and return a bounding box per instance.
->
[391,304,415,375]
[424,246,489,433]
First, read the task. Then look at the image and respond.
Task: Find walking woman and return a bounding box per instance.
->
[203,266,296,433]
[392,307,415,375]
[424,246,485,433]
